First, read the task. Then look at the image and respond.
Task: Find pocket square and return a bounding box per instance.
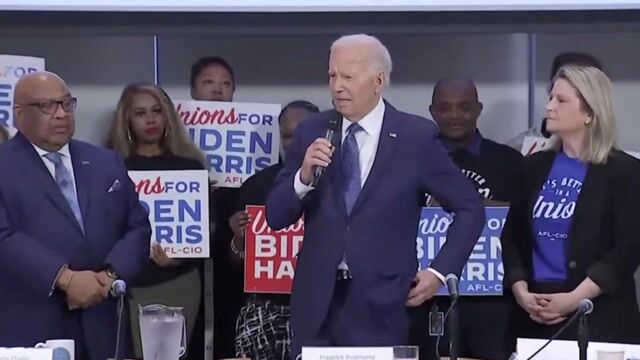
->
[108,179,122,193]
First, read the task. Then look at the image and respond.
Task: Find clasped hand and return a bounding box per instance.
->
[64,270,114,310]
[515,288,581,325]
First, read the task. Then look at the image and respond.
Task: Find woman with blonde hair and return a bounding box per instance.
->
[501,65,640,343]
[107,82,208,359]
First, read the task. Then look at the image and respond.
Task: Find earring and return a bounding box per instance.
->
[127,129,132,142]
[585,119,592,126]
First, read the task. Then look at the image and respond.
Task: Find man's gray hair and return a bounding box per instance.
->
[331,34,393,84]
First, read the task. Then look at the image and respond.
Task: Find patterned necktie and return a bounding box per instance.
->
[44,152,84,231]
[342,122,363,215]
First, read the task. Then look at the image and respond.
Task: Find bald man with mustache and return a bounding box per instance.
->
[0,72,151,360]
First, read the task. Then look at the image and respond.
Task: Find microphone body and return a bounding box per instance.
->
[445,273,459,300]
[111,279,127,360]
[524,299,594,360]
[311,116,341,187]
[577,299,593,360]
[445,274,459,360]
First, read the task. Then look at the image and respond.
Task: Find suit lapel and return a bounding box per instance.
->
[348,104,399,216]
[13,134,83,235]
[70,141,91,230]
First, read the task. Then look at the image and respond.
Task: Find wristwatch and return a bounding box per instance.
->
[104,265,119,279]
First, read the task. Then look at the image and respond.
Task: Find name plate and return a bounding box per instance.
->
[0,348,52,360]
[302,347,394,360]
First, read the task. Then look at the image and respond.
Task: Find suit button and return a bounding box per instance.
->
[569,261,577,269]
[346,226,351,231]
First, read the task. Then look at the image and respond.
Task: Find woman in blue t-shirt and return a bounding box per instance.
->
[501,65,640,343]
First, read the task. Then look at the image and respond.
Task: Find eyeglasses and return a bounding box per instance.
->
[26,97,77,115]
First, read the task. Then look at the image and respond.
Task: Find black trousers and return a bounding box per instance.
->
[409,296,516,360]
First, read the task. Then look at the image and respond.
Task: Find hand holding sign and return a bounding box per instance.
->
[151,243,180,267]
[229,210,251,245]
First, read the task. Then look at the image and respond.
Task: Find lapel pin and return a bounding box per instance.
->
[82,161,90,165]
[389,132,397,138]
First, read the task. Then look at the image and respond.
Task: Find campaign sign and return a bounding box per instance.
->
[244,205,304,293]
[521,135,553,156]
[244,206,507,295]
[417,207,507,296]
[176,100,280,188]
[0,55,45,131]
[129,170,210,258]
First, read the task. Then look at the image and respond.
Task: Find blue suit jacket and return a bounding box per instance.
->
[266,103,485,355]
[0,133,151,360]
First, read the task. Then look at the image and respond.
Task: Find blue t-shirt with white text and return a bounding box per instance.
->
[532,152,587,282]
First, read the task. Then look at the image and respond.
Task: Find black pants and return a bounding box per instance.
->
[410,296,516,360]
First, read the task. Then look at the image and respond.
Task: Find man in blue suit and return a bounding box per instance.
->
[0,72,151,360]
[266,34,486,358]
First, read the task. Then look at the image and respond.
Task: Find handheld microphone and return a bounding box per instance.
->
[110,279,126,297]
[311,114,341,187]
[445,273,459,299]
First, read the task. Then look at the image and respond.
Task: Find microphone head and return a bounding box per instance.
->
[578,299,594,315]
[328,116,340,131]
[111,279,127,297]
[445,273,458,283]
[445,273,459,297]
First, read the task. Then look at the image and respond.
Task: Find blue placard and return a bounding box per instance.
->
[417,207,508,296]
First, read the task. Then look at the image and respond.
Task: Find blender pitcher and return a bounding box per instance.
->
[139,304,187,360]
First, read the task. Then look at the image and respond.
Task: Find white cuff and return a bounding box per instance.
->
[427,267,446,285]
[293,168,314,199]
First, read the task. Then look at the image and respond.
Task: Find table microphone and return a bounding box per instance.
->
[524,299,595,360]
[445,274,460,360]
[111,279,127,360]
[577,299,593,360]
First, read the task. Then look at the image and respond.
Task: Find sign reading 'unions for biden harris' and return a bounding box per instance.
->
[0,55,45,130]
[128,170,210,258]
[417,207,508,296]
[176,100,281,188]
[244,205,508,295]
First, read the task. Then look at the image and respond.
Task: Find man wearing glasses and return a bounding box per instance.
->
[0,71,151,360]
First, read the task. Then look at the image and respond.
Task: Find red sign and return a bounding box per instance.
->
[244,205,304,294]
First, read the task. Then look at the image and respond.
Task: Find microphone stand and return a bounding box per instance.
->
[525,299,593,360]
[114,293,125,360]
[111,280,127,360]
[448,296,459,360]
[578,313,589,360]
